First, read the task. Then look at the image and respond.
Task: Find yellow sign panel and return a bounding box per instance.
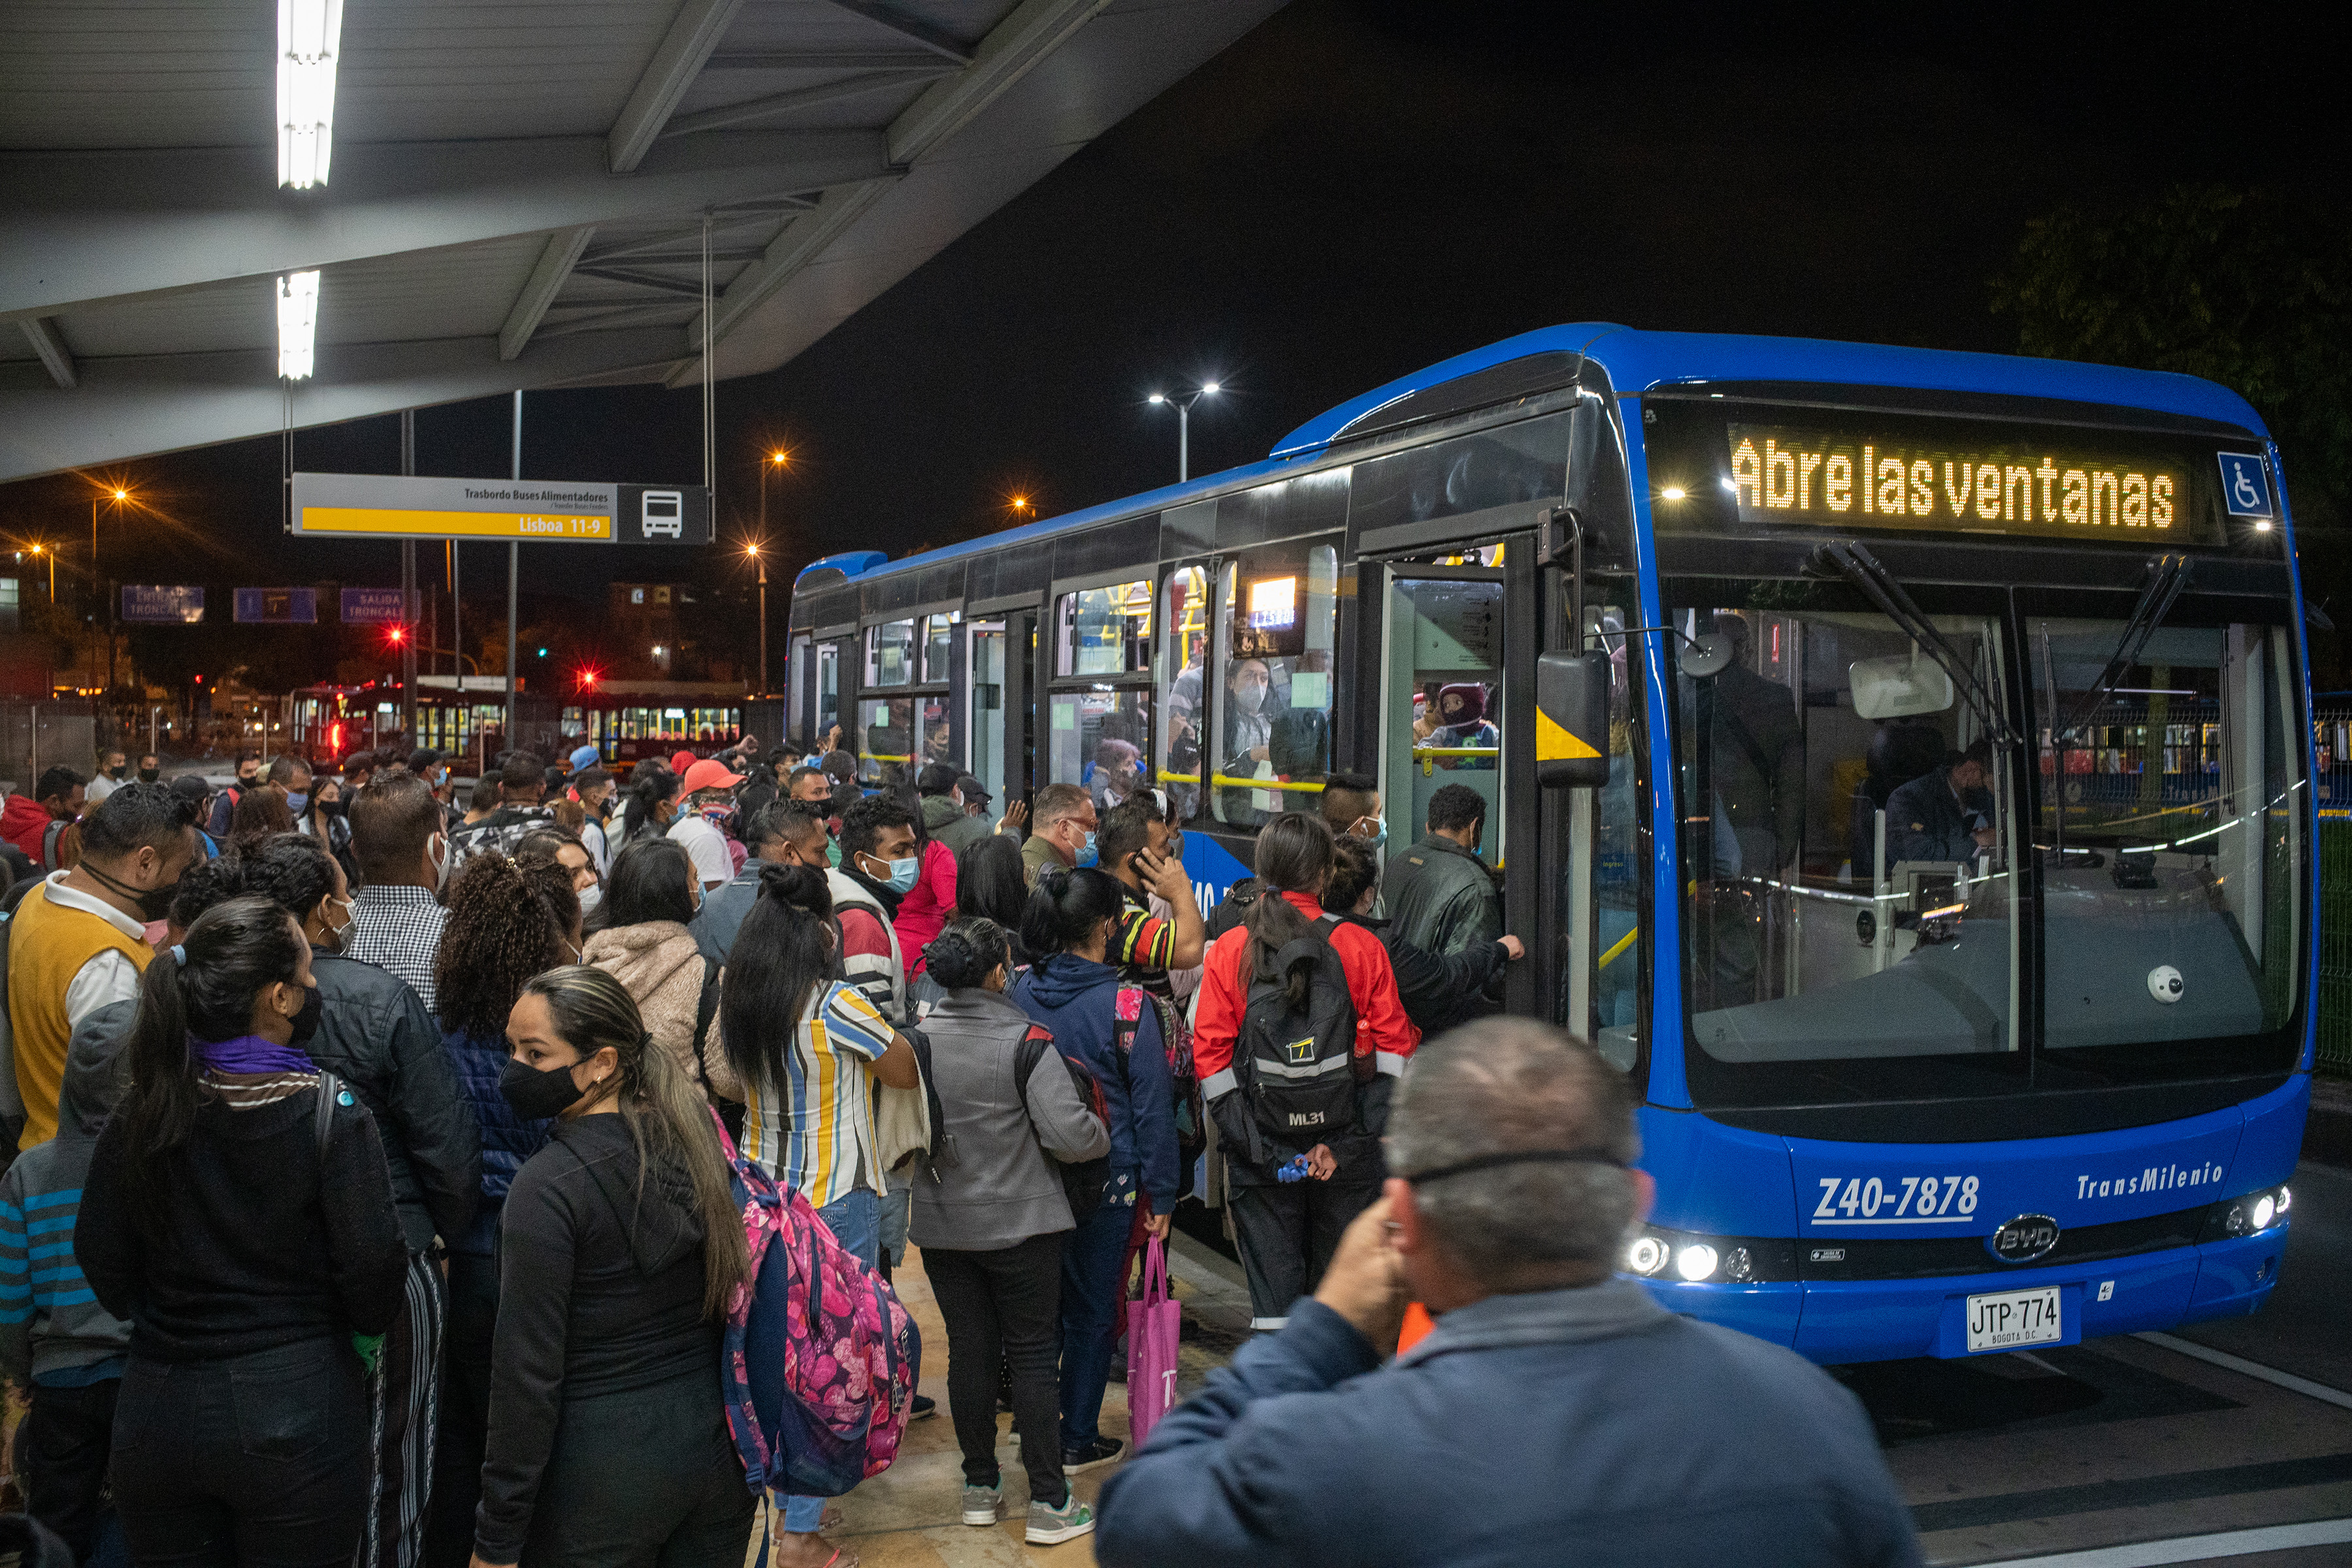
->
[299,507,614,541]
[1537,708,1601,762]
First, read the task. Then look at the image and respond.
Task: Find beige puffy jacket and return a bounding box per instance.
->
[583,921,719,1092]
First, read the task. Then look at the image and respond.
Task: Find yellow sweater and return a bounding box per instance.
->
[8,885,152,1150]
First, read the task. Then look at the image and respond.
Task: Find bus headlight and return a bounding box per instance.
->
[2202,1183,2293,1242]
[1625,1235,1671,1276]
[1675,1244,1719,1281]
[1623,1228,1786,1282]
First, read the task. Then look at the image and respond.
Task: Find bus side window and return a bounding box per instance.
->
[1381,573,1503,863]
[1049,580,1154,807]
[1158,566,1211,822]
[1214,544,1339,828]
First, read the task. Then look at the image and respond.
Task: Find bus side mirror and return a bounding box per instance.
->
[1536,650,1610,789]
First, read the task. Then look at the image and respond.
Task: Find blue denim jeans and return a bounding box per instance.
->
[1058,1197,1137,1447]
[783,1188,881,1534]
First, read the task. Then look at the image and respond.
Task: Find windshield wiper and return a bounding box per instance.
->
[2053,552,2192,741]
[1810,541,2019,752]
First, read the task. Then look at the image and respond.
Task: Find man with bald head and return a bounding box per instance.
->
[1099,1020,1921,1568]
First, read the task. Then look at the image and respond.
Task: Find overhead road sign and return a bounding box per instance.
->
[121,586,205,625]
[341,587,416,624]
[291,474,712,545]
[236,588,319,624]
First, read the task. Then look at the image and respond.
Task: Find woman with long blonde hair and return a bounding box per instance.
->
[468,966,754,1568]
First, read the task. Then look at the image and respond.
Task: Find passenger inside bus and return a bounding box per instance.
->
[1884,738,1997,864]
[1413,682,1497,770]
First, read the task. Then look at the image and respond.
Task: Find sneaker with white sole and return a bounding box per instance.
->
[960,1484,1001,1527]
[1025,1494,1095,1545]
[1060,1436,1123,1473]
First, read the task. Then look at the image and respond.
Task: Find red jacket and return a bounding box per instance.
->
[2,794,63,868]
[1193,890,1420,1101]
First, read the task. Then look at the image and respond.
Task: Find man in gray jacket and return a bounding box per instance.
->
[1098,1019,1922,1568]
[1380,782,1503,957]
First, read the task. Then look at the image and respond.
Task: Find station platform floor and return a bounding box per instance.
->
[766,1229,1253,1567]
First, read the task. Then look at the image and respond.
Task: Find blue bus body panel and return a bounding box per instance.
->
[1273,323,2272,457]
[1637,1105,1797,1237]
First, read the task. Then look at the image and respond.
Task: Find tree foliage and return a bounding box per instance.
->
[1991,186,2352,519]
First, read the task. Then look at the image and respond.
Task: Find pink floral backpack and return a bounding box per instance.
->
[710,1109,921,1497]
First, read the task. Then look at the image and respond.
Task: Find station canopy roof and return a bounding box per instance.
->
[0,0,1282,482]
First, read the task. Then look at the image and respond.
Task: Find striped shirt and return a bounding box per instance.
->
[0,1186,99,1320]
[740,981,893,1210]
[1115,884,1177,1000]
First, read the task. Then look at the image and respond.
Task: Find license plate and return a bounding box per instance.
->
[1965,1286,2063,1352]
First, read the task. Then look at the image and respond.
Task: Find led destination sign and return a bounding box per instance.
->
[1724,423,2197,541]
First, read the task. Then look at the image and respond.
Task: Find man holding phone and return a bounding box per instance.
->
[1096,795,1206,1002]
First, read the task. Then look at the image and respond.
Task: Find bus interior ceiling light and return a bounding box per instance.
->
[278,0,344,189]
[277,270,319,380]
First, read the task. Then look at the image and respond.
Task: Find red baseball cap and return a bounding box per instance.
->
[670,749,696,774]
[681,758,745,793]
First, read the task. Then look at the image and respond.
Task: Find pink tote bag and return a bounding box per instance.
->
[1126,1237,1183,1448]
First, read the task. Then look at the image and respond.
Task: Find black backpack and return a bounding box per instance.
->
[1235,914,1362,1143]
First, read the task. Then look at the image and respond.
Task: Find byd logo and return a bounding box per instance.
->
[1987,1213,2061,1264]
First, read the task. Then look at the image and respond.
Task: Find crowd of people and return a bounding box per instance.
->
[0,733,1920,1568]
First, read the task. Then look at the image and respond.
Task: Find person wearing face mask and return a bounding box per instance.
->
[8,782,199,1151]
[82,751,129,805]
[1010,867,1178,1475]
[830,794,920,1027]
[514,825,602,928]
[233,833,482,1568]
[570,766,615,874]
[1020,783,1098,889]
[583,840,713,1092]
[910,918,1109,1546]
[344,772,453,1015]
[1218,655,1282,825]
[136,752,161,785]
[298,772,361,887]
[715,862,921,1567]
[474,966,755,1568]
[425,852,579,1568]
[666,759,745,892]
[691,805,825,975]
[885,781,958,983]
[74,895,410,1564]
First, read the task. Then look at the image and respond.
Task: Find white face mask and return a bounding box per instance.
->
[1234,680,1267,715]
[578,884,604,917]
[429,832,452,889]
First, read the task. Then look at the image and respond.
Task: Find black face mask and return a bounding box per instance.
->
[109,766,127,780]
[137,768,159,783]
[82,861,180,923]
[287,985,323,1047]
[316,798,347,818]
[499,1056,586,1120]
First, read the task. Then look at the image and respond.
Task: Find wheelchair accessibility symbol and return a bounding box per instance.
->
[2217,453,2274,520]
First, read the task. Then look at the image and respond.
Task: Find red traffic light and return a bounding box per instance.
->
[388,625,406,643]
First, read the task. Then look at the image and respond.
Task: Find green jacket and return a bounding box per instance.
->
[1380,833,1502,957]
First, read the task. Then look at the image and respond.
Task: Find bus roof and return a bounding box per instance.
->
[813,324,2273,591]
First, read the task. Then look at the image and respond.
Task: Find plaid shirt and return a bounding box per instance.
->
[344,886,447,1015]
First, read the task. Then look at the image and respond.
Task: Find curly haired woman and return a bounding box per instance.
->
[423,849,579,1568]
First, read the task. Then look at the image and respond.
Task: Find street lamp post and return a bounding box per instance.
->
[93,487,128,700]
[757,451,787,696]
[1147,382,1220,482]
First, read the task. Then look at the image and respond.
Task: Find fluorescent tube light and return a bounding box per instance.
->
[278,0,345,188]
[278,270,320,379]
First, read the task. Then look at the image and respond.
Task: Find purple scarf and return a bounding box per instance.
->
[192,1034,314,1075]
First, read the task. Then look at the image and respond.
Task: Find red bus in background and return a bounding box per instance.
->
[286,680,753,774]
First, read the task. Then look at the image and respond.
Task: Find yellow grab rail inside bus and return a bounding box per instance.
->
[1411,745,1500,776]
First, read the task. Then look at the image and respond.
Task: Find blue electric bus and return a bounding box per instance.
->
[784,325,2311,1362]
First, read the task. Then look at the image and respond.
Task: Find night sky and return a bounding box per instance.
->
[6,0,2346,679]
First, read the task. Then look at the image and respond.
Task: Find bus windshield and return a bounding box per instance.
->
[1669,580,2306,1106]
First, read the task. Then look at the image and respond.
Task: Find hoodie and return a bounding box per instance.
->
[0,999,135,1384]
[1,794,64,870]
[475,1113,717,1561]
[1011,955,1179,1216]
[584,921,709,1090]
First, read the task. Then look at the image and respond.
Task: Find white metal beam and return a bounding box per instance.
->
[809,1,974,64]
[706,48,969,69]
[18,318,76,389]
[0,327,691,484]
[888,0,1113,167]
[606,0,751,174]
[659,67,953,139]
[671,0,1109,374]
[498,227,597,362]
[0,131,887,325]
